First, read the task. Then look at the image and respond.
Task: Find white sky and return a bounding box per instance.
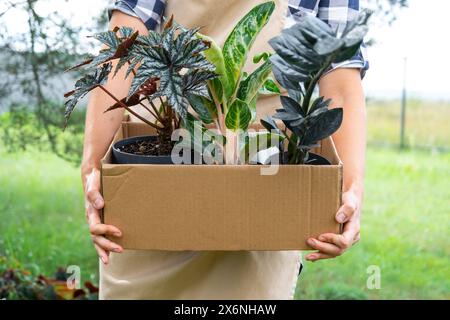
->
[363,0,450,100]
[2,0,449,100]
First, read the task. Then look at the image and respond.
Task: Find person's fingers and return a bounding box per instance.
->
[86,202,123,253]
[94,244,110,265]
[335,191,359,223]
[86,202,101,223]
[342,218,360,246]
[85,169,104,210]
[307,238,343,256]
[89,222,122,237]
[92,235,123,253]
[87,205,122,246]
[86,204,121,236]
[305,252,333,262]
[317,233,352,250]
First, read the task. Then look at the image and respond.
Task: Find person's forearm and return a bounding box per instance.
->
[81,11,149,185]
[81,87,125,178]
[319,68,366,199]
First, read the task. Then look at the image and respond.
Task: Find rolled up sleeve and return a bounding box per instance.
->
[287,0,369,78]
[108,0,166,31]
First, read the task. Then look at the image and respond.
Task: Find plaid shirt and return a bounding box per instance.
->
[108,0,369,76]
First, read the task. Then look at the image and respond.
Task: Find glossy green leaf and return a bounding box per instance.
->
[248,94,258,122]
[259,78,281,95]
[253,52,270,64]
[223,1,275,94]
[197,33,232,101]
[225,99,252,131]
[187,94,217,124]
[236,58,272,104]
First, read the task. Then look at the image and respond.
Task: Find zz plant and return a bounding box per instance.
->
[261,12,370,164]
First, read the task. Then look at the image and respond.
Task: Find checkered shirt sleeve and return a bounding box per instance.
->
[287,0,369,77]
[108,0,368,76]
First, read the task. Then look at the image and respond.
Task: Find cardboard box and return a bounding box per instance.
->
[101,121,342,251]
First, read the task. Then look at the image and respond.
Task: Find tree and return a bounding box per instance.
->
[0,0,104,163]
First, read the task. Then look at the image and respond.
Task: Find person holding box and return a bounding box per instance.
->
[82,0,368,299]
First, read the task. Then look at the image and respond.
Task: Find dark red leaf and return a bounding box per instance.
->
[84,281,99,294]
[104,94,140,113]
[63,89,76,98]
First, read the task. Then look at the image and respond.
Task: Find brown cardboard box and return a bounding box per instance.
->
[101,121,342,250]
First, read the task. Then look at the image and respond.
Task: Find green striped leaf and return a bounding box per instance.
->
[225,99,252,131]
[236,59,272,104]
[222,1,275,97]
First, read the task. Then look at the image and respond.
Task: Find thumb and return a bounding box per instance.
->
[336,191,358,223]
[85,169,104,210]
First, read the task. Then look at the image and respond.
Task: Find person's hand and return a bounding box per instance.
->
[83,167,123,265]
[305,189,361,262]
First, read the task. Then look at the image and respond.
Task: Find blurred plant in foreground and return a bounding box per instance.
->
[0,257,98,300]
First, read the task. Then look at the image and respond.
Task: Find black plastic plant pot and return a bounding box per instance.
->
[112,135,174,164]
[281,151,331,165]
[306,152,331,165]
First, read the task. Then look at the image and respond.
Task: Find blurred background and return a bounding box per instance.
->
[0,0,448,299]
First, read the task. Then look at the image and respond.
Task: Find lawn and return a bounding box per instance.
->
[0,151,97,284]
[295,147,450,299]
[1,145,449,299]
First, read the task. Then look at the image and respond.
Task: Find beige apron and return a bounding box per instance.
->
[100,0,302,300]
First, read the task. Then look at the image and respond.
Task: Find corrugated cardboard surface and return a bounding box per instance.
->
[101,122,342,250]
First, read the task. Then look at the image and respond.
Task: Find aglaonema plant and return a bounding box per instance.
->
[63,18,217,153]
[261,12,370,164]
[184,1,280,164]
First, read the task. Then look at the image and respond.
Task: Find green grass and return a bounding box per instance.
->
[295,147,450,300]
[0,147,448,299]
[0,151,98,283]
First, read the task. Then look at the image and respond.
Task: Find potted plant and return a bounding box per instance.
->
[64,1,279,165]
[180,1,279,164]
[259,11,370,165]
[63,19,217,164]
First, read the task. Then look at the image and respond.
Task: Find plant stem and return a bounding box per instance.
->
[302,58,332,114]
[208,82,223,131]
[138,101,160,121]
[98,85,162,130]
[159,96,166,114]
[148,99,163,119]
[139,99,167,124]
